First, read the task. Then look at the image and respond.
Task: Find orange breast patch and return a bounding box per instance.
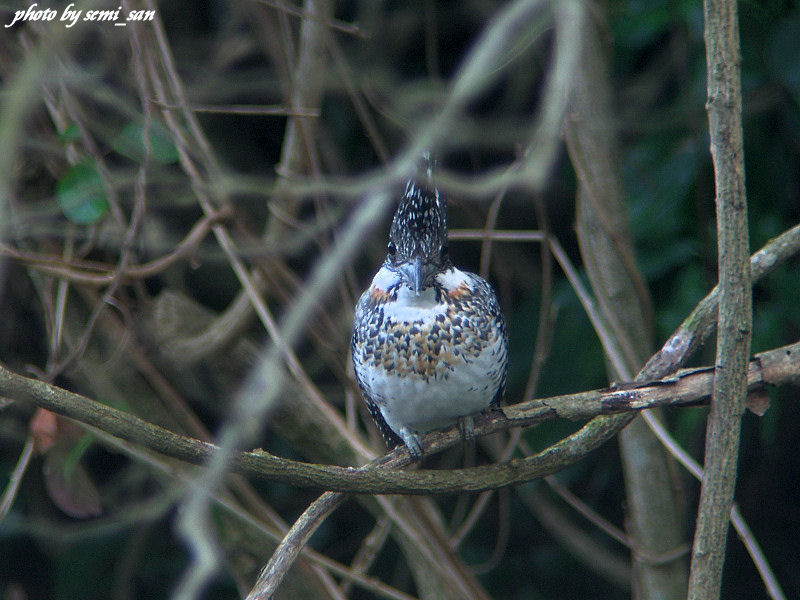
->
[446,283,471,300]
[369,287,391,303]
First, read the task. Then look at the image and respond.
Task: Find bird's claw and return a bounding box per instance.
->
[458,415,476,444]
[400,427,424,461]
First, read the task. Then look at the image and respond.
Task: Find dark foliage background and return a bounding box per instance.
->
[0,1,799,599]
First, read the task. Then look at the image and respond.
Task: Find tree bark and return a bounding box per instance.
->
[565,6,688,598]
[688,0,751,597]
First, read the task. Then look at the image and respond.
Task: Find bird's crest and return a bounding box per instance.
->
[388,160,448,263]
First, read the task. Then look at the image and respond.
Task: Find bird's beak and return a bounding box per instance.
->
[400,256,424,296]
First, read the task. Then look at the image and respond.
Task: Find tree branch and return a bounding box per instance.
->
[565,8,687,596]
[2,340,797,495]
[689,0,752,598]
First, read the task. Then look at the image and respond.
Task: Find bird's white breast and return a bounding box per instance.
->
[353,266,505,435]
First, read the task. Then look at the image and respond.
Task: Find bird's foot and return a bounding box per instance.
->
[458,415,476,444]
[399,427,423,461]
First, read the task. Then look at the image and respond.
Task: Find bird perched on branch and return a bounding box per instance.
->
[351,160,508,460]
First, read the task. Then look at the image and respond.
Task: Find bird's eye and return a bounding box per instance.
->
[387,242,396,256]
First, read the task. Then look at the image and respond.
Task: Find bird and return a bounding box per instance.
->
[351,162,508,460]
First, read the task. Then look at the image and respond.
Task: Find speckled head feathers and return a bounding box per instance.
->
[388,176,448,264]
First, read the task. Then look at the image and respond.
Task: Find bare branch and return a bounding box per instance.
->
[689,1,752,598]
[2,340,797,495]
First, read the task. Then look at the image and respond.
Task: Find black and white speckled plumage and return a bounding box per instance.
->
[351,167,508,459]
[389,178,447,268]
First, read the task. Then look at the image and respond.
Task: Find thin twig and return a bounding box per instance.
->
[517,480,632,587]
[326,34,390,162]
[544,475,630,548]
[641,412,786,600]
[468,487,511,575]
[246,492,346,600]
[547,236,632,379]
[152,101,320,116]
[450,229,545,242]
[339,516,392,597]
[524,191,555,402]
[248,0,365,37]
[478,161,517,277]
[450,429,522,548]
[51,234,74,358]
[0,435,35,524]
[1,207,232,285]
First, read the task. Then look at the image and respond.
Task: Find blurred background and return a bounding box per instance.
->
[0,0,799,599]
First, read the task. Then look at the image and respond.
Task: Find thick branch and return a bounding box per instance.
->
[690,1,752,598]
[566,10,687,596]
[2,341,797,495]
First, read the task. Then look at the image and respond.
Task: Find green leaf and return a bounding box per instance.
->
[56,161,109,224]
[112,120,180,164]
